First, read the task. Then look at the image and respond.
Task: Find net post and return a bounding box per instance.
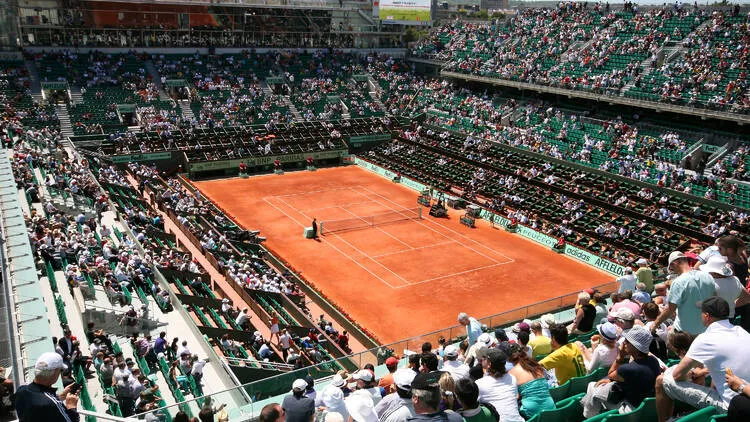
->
[419,206,422,219]
[320,222,324,235]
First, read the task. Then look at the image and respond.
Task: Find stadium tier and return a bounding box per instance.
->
[2,2,750,422]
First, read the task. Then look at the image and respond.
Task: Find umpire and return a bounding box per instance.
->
[15,352,80,422]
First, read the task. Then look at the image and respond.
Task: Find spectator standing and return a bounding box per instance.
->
[617,267,637,293]
[652,251,717,336]
[656,297,750,421]
[283,379,315,422]
[279,329,292,360]
[351,369,382,406]
[475,349,524,422]
[14,353,79,422]
[458,313,483,346]
[316,374,348,419]
[636,259,654,292]
[539,324,586,385]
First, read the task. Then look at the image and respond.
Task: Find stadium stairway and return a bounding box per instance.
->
[145,60,171,102]
[24,59,42,97]
[179,99,196,124]
[70,86,83,106]
[283,95,304,121]
[55,104,75,139]
[367,76,388,114]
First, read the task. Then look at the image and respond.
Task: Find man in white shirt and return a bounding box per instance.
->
[441,345,470,382]
[235,308,250,329]
[375,368,416,422]
[176,340,191,359]
[190,355,208,385]
[616,267,637,293]
[656,297,750,420]
[279,329,291,361]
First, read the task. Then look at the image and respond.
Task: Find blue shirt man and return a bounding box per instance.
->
[458,312,483,345]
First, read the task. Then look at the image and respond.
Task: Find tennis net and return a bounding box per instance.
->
[320,207,422,235]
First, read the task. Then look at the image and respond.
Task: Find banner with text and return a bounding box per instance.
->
[564,245,627,276]
[189,150,346,173]
[379,0,432,25]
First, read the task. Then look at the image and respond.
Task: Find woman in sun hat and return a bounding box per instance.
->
[700,255,750,319]
[576,321,619,374]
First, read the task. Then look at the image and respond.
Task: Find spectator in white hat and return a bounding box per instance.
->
[617,267,637,293]
[636,258,654,292]
[375,368,416,422]
[651,251,717,336]
[351,369,381,406]
[700,255,750,319]
[466,333,492,364]
[581,325,661,418]
[540,314,555,338]
[345,390,378,422]
[316,375,348,420]
[441,345,470,382]
[576,321,619,373]
[283,379,315,422]
[14,352,79,422]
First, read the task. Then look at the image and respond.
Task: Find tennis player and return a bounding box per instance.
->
[311,218,318,239]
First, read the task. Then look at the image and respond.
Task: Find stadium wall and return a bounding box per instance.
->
[22,46,408,56]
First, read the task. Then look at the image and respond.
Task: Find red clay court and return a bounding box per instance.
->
[193,166,611,344]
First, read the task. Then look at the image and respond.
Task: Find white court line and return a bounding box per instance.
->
[362,187,515,262]
[336,206,415,249]
[303,200,379,212]
[275,196,413,288]
[261,196,399,289]
[271,185,365,198]
[398,261,515,289]
[370,240,456,259]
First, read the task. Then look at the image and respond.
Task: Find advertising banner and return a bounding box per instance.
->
[379,0,432,25]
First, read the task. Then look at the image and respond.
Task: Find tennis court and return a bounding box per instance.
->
[193,166,611,344]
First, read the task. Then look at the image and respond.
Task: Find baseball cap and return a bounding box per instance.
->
[702,296,730,320]
[667,251,687,267]
[344,390,378,422]
[411,371,441,390]
[636,258,648,266]
[352,369,374,382]
[324,413,345,422]
[292,378,308,391]
[700,256,733,277]
[584,288,595,296]
[385,356,399,368]
[485,348,507,372]
[596,322,619,342]
[610,307,636,321]
[623,325,653,354]
[392,368,416,390]
[35,352,67,372]
[443,345,459,358]
[625,267,633,274]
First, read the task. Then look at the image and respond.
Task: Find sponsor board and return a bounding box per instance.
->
[111,152,172,163]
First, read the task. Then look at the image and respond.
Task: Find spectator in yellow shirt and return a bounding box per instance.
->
[528,322,551,359]
[539,324,586,385]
